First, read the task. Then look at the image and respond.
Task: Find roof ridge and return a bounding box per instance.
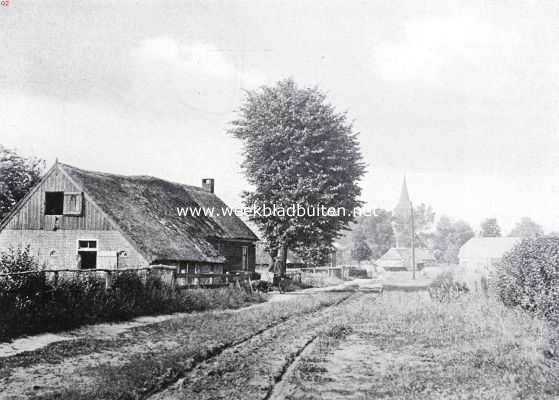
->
[59,162,207,192]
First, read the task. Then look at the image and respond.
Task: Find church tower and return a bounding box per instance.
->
[393,177,412,248]
[394,177,411,218]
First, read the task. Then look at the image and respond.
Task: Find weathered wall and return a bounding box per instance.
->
[219,241,256,272]
[4,167,113,231]
[0,229,147,269]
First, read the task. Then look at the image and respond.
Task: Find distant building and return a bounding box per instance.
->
[377,247,437,272]
[458,237,521,275]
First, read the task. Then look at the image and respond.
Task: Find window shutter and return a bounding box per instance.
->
[63,192,83,216]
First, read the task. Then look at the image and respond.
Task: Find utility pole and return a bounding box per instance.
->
[410,201,416,280]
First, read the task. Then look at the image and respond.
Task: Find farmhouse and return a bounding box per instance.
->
[377,247,437,272]
[458,237,521,275]
[0,162,258,273]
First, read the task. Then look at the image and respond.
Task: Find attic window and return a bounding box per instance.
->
[45,192,64,215]
[63,192,83,215]
[44,192,83,216]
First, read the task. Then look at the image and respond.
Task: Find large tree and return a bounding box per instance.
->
[0,146,44,221]
[509,217,544,238]
[230,79,365,273]
[432,216,475,263]
[480,218,501,237]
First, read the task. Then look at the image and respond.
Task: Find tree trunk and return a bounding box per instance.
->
[268,247,278,272]
[274,242,288,276]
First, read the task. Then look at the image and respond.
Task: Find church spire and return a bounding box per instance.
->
[394,176,411,216]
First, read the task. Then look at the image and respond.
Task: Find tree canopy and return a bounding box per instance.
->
[0,146,44,221]
[392,203,435,248]
[480,218,501,237]
[432,216,475,263]
[229,79,365,271]
[509,217,544,238]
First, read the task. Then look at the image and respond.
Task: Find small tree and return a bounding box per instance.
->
[0,146,44,221]
[432,216,475,264]
[351,233,372,265]
[480,218,501,237]
[230,79,366,275]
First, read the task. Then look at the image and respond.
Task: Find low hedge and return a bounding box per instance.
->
[0,247,263,342]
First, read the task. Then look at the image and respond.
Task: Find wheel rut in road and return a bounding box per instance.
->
[148,292,369,400]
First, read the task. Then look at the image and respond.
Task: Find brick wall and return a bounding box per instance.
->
[0,229,147,269]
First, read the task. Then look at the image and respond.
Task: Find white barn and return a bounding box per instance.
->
[458,237,521,289]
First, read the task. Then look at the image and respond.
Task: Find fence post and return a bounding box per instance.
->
[171,268,177,289]
[105,270,112,290]
[53,271,59,287]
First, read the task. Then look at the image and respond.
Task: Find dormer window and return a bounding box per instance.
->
[45,191,83,216]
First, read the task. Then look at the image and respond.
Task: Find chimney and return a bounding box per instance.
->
[202,178,215,193]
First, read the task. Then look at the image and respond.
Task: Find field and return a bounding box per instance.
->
[1,285,558,399]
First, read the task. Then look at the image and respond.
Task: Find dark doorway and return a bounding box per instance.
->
[79,251,97,269]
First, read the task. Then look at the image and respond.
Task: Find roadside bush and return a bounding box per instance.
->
[252,280,272,293]
[0,248,264,342]
[429,271,469,302]
[348,268,368,279]
[495,237,559,323]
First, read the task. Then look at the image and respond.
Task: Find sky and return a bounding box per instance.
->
[1,0,559,234]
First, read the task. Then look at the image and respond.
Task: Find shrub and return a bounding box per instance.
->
[495,237,559,323]
[252,280,272,293]
[348,268,368,279]
[0,248,264,342]
[429,271,469,302]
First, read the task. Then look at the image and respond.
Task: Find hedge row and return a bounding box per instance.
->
[0,247,263,342]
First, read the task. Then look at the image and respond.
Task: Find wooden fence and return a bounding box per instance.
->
[0,265,256,290]
[295,265,351,280]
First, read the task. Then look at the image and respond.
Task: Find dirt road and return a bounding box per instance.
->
[3,285,556,400]
[0,287,373,400]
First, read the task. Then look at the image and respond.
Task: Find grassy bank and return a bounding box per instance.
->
[286,291,559,399]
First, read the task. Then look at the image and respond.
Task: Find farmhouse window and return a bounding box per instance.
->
[78,240,97,249]
[78,239,97,269]
[63,192,83,215]
[45,192,64,215]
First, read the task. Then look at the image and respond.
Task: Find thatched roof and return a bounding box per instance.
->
[60,163,257,264]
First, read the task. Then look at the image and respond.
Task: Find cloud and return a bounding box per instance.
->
[134,37,238,80]
[125,36,266,118]
[371,15,523,94]
[133,36,265,87]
